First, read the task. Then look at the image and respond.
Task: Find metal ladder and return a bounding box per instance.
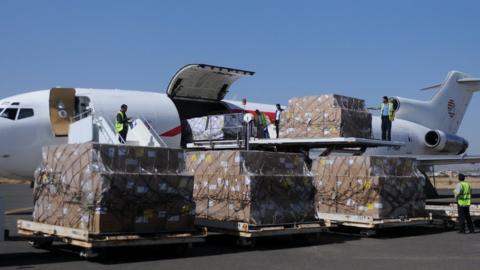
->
[69,109,167,147]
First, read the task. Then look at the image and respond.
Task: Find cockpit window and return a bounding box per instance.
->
[11,102,20,106]
[18,108,34,120]
[0,108,18,120]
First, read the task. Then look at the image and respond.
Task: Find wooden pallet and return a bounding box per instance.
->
[17,220,206,250]
[316,213,433,229]
[195,219,328,238]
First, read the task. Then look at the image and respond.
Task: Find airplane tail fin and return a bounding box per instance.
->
[422,71,480,134]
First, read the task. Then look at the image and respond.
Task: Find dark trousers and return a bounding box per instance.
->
[275,120,280,138]
[264,127,270,139]
[458,205,475,233]
[119,130,128,144]
[381,116,392,141]
[256,124,264,138]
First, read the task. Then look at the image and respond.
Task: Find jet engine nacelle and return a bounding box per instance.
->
[424,130,469,154]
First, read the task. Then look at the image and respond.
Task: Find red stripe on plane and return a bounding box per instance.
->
[160,126,182,137]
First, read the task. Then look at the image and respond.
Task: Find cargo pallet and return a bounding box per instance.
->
[426,203,480,229]
[195,219,329,246]
[17,220,207,258]
[317,213,433,236]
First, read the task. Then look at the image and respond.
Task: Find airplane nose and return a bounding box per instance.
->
[0,117,12,158]
[0,117,17,166]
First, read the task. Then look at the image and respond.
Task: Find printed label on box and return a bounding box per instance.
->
[127,180,135,189]
[135,216,148,224]
[144,209,154,218]
[168,215,180,222]
[136,186,148,193]
[147,150,156,158]
[107,147,115,158]
[118,148,127,156]
[95,207,107,214]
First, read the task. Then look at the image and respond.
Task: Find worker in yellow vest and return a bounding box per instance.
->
[254,109,269,139]
[380,96,395,141]
[115,104,131,144]
[454,173,475,233]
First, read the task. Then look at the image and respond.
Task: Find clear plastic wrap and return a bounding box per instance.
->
[33,143,195,234]
[312,156,427,219]
[186,150,316,225]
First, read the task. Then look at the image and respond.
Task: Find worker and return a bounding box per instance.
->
[380,96,395,141]
[275,104,283,138]
[115,104,131,144]
[454,173,475,233]
[261,110,270,139]
[254,109,269,139]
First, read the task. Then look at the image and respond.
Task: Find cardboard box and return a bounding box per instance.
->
[279,94,372,139]
[186,150,307,177]
[187,113,244,141]
[33,143,195,234]
[311,156,427,219]
[187,150,316,226]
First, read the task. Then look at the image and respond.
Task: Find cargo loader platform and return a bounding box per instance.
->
[426,203,480,229]
[186,139,244,150]
[187,137,404,155]
[249,137,404,154]
[317,213,433,230]
[195,219,329,246]
[17,220,207,258]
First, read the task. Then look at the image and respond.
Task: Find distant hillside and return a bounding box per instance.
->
[433,164,480,172]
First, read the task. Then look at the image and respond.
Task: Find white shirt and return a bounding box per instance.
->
[382,103,389,116]
[275,110,281,121]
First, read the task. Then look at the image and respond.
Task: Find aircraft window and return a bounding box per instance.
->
[0,108,18,120]
[18,108,34,120]
[11,102,20,106]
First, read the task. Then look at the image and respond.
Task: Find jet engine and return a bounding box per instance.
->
[424,130,469,154]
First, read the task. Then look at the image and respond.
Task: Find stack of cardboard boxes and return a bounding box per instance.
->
[311,156,427,219]
[187,113,244,141]
[33,143,196,234]
[280,94,372,138]
[186,150,316,226]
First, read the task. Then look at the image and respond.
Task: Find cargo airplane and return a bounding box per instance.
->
[0,64,479,181]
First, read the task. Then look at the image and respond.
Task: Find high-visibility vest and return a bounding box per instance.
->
[255,112,267,127]
[458,181,472,207]
[260,112,268,127]
[380,102,395,121]
[115,111,125,133]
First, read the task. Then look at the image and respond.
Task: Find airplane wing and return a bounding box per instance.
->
[416,154,480,166]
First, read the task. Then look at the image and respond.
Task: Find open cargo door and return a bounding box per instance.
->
[49,88,76,137]
[167,64,254,102]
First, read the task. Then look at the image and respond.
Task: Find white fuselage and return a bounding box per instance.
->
[3,69,477,180]
[0,88,275,180]
[0,89,453,180]
[368,116,434,156]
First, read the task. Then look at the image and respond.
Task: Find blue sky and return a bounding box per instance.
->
[1,0,479,152]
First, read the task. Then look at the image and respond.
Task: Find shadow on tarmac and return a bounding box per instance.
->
[0,233,359,266]
[0,248,81,267]
[93,233,361,265]
[0,225,458,266]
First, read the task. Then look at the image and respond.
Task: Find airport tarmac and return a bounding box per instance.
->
[1,183,480,270]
